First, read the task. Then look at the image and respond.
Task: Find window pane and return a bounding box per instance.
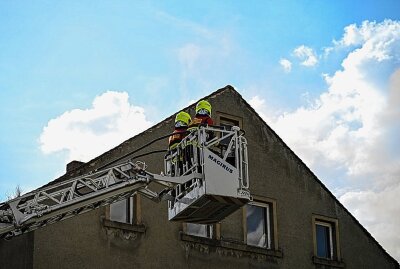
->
[246,205,267,248]
[186,223,212,238]
[316,224,331,258]
[110,199,128,223]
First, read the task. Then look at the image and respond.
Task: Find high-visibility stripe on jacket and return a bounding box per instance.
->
[168,127,188,150]
[188,115,214,131]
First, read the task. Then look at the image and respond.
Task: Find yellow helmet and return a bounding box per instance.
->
[196,100,212,115]
[175,111,191,126]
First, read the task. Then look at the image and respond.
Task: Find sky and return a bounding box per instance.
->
[0,0,399,262]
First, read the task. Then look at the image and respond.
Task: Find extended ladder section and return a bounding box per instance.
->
[165,126,251,224]
[0,125,251,239]
[0,161,159,239]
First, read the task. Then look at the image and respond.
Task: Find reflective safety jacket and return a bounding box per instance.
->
[168,127,188,150]
[188,115,214,131]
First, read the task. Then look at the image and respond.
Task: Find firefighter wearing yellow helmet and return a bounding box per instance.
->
[188,100,214,131]
[186,100,215,173]
[168,111,192,150]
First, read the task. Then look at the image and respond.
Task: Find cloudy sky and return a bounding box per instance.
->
[0,0,399,261]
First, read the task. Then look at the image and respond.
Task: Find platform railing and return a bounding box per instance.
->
[164,125,249,202]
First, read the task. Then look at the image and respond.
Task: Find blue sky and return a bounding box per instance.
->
[1,0,400,261]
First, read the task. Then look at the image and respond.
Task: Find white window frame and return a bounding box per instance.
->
[245,201,271,249]
[315,221,334,259]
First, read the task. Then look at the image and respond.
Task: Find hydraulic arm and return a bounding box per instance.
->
[0,126,251,239]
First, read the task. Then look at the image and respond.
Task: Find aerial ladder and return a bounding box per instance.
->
[0,126,251,240]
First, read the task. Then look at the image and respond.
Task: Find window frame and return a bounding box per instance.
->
[315,221,333,259]
[312,215,341,261]
[243,197,278,250]
[216,111,243,129]
[106,194,142,225]
[183,223,214,239]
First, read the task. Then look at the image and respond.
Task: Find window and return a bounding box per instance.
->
[312,216,340,261]
[217,113,242,147]
[219,116,240,130]
[216,113,243,167]
[243,198,277,250]
[185,223,213,238]
[109,194,140,225]
[245,202,271,248]
[316,222,333,258]
[217,113,242,129]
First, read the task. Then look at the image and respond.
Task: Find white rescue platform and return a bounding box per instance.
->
[166,126,251,224]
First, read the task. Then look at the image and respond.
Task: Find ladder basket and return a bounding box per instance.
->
[165,126,251,224]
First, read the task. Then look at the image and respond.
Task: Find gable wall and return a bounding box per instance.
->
[1,86,397,268]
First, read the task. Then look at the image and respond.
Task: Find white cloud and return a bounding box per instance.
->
[339,23,364,47]
[39,91,153,162]
[327,20,400,58]
[323,46,334,58]
[248,95,265,110]
[279,58,292,72]
[251,20,400,261]
[293,45,318,66]
[339,182,400,260]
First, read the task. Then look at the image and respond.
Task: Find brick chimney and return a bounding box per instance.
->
[66,160,85,172]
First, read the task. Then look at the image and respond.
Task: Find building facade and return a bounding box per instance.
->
[1,86,398,268]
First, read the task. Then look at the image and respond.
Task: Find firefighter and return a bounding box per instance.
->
[186,100,215,172]
[169,111,191,149]
[167,111,191,176]
[188,99,215,143]
[188,100,214,131]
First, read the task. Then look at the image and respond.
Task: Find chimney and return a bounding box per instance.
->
[66,160,85,172]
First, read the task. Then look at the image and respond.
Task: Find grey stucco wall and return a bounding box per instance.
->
[0,232,33,269]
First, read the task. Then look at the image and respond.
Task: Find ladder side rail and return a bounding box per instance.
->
[3,180,148,239]
[0,161,152,238]
[12,163,136,222]
[21,179,147,226]
[8,166,122,214]
[240,136,249,188]
[198,128,206,172]
[19,164,124,198]
[191,132,200,172]
[237,134,244,187]
[234,131,249,189]
[233,127,242,186]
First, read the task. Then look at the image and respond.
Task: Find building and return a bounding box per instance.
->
[1,86,398,268]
